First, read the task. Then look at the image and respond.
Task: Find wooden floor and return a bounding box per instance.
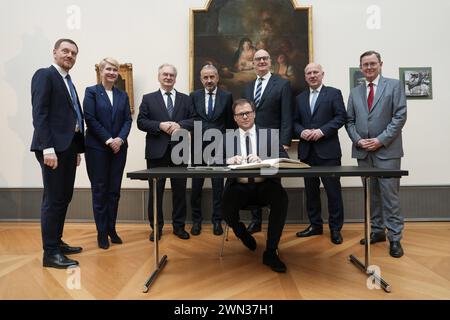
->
[0,222,449,300]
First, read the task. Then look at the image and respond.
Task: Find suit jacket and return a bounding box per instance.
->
[243,73,294,146]
[30,65,85,153]
[191,88,234,133]
[293,85,347,161]
[346,76,407,160]
[218,126,288,188]
[137,90,195,160]
[83,84,132,151]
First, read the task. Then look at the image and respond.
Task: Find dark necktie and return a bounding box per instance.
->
[65,74,83,133]
[245,134,255,183]
[367,82,374,111]
[254,78,263,107]
[207,91,214,119]
[165,92,174,118]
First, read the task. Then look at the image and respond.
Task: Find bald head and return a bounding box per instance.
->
[304,63,324,89]
[253,49,272,76]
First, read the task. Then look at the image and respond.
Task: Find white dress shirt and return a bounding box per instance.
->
[253,72,272,98]
[204,87,217,116]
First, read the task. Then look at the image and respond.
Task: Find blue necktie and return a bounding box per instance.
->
[254,78,263,107]
[207,91,214,119]
[65,74,83,133]
[310,90,318,114]
[165,92,174,118]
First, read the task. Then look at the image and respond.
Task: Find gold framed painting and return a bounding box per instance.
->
[95,63,135,114]
[190,0,313,99]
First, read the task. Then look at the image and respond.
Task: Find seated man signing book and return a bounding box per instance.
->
[220,98,289,273]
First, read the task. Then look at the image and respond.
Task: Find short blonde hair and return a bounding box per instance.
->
[99,57,120,70]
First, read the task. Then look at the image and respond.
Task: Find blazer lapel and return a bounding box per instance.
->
[258,75,276,107]
[197,91,207,119]
[311,86,327,116]
[51,66,75,110]
[155,91,171,119]
[210,89,224,120]
[371,76,386,112]
[358,84,369,115]
[172,90,182,119]
[111,87,120,121]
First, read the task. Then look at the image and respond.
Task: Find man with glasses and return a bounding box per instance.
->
[221,99,289,273]
[137,64,195,242]
[346,51,407,258]
[242,49,294,234]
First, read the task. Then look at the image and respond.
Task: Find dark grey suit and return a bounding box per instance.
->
[346,75,407,241]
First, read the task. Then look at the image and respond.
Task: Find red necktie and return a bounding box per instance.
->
[367,82,374,111]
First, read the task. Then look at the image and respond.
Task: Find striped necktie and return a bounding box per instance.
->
[254,78,263,107]
[165,92,174,118]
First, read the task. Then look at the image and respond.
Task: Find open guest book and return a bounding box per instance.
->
[228,158,310,170]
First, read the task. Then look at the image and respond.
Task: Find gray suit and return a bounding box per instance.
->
[346,76,407,241]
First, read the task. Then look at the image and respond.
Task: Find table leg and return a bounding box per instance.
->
[143,177,168,293]
[349,176,391,293]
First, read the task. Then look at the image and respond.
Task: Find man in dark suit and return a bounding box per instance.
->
[346,51,407,258]
[137,64,195,241]
[242,49,294,234]
[293,63,346,244]
[190,64,234,236]
[30,38,84,269]
[221,99,289,273]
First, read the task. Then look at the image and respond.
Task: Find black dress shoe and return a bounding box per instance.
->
[149,229,162,242]
[213,222,223,236]
[191,223,201,236]
[173,228,190,240]
[97,233,110,250]
[330,230,343,244]
[247,221,262,234]
[59,241,82,255]
[360,232,386,245]
[43,253,79,269]
[263,250,287,273]
[108,231,123,244]
[238,231,257,251]
[296,225,323,237]
[389,241,404,258]
[233,222,256,250]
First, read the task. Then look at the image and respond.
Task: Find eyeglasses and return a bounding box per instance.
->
[234,111,255,118]
[253,56,270,62]
[361,62,379,68]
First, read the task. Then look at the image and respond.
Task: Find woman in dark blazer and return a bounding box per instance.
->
[83,57,132,249]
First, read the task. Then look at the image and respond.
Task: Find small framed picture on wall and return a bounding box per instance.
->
[399,67,432,99]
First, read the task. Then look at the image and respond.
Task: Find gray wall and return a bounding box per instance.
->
[1,187,449,223]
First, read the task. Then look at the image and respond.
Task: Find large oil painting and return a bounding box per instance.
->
[190,0,312,98]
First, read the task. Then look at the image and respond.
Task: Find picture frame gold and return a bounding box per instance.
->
[190,0,313,99]
[95,63,135,114]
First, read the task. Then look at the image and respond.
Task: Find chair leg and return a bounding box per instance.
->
[220,224,230,257]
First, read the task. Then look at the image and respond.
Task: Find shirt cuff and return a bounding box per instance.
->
[105,138,113,145]
[43,147,55,155]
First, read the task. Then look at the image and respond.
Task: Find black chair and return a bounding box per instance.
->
[219,204,269,257]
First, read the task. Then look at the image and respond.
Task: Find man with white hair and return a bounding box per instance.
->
[137,64,195,242]
[293,63,347,244]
